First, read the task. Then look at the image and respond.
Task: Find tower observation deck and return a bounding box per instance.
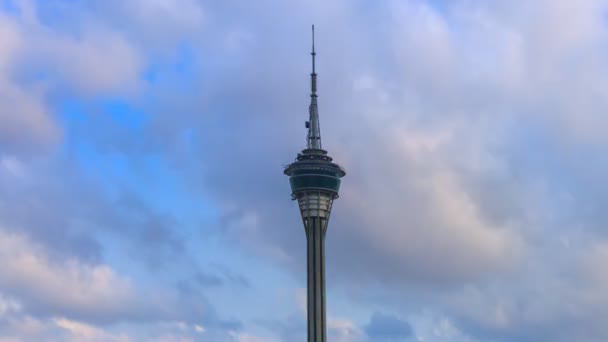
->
[284,25,346,342]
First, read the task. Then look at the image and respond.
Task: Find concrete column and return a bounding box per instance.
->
[306,217,326,342]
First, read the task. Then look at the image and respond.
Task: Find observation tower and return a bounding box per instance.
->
[284,25,346,342]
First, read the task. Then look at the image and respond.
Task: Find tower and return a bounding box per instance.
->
[284,26,346,342]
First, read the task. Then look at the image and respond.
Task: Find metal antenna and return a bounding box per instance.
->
[307,25,322,149]
[312,25,316,76]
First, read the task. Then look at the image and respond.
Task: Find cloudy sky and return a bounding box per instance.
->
[1,0,608,341]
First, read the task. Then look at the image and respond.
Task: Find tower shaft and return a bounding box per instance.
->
[306,217,326,342]
[298,192,332,342]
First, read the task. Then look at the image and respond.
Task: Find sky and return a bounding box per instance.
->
[1,0,608,341]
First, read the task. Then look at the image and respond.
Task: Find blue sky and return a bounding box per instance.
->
[1,0,608,341]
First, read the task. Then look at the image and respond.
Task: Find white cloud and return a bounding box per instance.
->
[0,293,129,342]
[0,79,59,154]
[0,11,59,154]
[0,0,147,154]
[328,317,365,342]
[32,27,144,95]
[16,1,145,96]
[54,318,130,342]
[0,230,134,319]
[330,121,524,284]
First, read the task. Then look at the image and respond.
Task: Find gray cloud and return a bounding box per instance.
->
[3,0,608,341]
[146,0,525,284]
[0,156,186,268]
[0,1,239,337]
[133,0,608,340]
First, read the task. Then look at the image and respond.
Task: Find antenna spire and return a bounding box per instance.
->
[307,25,322,149]
[312,24,316,75]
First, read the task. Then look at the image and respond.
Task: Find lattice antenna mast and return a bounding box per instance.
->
[307,25,322,149]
